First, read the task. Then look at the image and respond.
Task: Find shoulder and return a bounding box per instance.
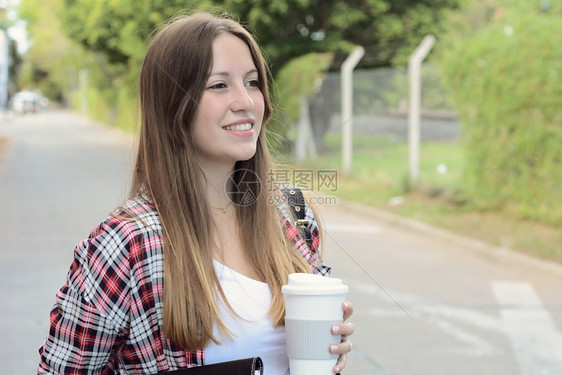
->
[82,195,161,261]
[115,194,162,233]
[69,195,164,316]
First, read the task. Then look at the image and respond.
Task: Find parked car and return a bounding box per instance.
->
[11,90,43,114]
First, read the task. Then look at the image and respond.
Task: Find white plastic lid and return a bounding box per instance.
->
[282,273,348,295]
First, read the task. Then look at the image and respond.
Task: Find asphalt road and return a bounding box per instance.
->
[0,109,135,374]
[1,109,561,375]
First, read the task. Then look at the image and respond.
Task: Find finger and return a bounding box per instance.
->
[332,353,348,374]
[329,339,352,355]
[331,322,355,336]
[342,301,354,321]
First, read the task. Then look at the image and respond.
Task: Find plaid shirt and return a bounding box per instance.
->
[38,193,329,375]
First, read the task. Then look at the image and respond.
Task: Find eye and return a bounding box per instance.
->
[208,82,227,90]
[246,79,260,88]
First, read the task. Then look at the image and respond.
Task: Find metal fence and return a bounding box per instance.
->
[309,63,460,149]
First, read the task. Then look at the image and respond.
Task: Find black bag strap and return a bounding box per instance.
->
[159,357,263,375]
[281,187,312,250]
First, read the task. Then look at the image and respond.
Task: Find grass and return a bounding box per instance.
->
[279,133,562,264]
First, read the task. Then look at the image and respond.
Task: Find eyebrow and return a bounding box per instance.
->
[209,69,258,78]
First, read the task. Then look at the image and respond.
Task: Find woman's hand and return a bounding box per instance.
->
[329,301,355,374]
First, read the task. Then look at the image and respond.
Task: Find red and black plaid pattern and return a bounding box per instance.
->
[279,201,331,277]
[38,194,328,374]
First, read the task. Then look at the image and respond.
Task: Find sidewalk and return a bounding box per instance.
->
[336,198,562,279]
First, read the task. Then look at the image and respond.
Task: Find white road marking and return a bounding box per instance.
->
[492,280,562,375]
[351,277,562,375]
[353,280,504,357]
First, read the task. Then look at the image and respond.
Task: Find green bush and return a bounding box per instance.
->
[114,86,139,133]
[274,52,333,125]
[268,52,333,151]
[440,11,562,225]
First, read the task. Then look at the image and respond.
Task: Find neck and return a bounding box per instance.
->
[200,161,236,210]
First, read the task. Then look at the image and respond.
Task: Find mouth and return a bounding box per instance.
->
[222,122,253,131]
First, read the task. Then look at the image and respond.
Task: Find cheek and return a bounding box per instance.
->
[197,95,225,126]
[191,110,218,149]
[255,93,266,122]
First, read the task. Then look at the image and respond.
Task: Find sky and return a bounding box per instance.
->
[1,0,29,54]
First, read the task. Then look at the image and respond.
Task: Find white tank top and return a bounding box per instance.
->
[205,260,290,375]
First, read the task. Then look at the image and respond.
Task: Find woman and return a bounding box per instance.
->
[38,12,354,374]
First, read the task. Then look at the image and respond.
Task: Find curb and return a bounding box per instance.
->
[333,198,562,279]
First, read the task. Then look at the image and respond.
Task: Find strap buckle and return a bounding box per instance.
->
[296,219,310,228]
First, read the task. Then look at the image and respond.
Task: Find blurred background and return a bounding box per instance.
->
[1,0,561,374]
[2,0,561,260]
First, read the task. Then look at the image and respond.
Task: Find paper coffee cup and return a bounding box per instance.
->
[282,273,349,375]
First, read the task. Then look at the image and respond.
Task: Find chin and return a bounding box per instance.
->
[235,150,257,162]
[232,144,258,161]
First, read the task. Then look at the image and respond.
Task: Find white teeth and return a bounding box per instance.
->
[223,123,252,131]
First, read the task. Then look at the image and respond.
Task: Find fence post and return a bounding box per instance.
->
[341,46,365,174]
[408,35,435,183]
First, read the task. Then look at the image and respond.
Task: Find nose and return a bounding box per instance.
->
[230,84,255,112]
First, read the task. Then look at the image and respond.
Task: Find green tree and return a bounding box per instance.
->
[19,0,142,129]
[273,52,333,150]
[439,0,562,225]
[275,52,334,125]
[60,0,213,79]
[19,0,461,131]
[18,0,85,102]
[219,0,461,72]
[58,0,461,77]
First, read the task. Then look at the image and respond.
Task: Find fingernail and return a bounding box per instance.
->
[334,367,341,373]
[330,345,338,352]
[343,302,349,309]
[332,325,340,334]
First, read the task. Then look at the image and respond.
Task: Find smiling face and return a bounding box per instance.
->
[191,33,265,169]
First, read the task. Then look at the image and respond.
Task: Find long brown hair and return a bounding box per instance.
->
[132,12,311,351]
